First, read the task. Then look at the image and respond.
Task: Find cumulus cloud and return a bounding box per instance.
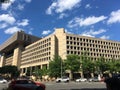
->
[85,4,91,9]
[1,0,15,10]
[107,9,120,24]
[58,13,68,19]
[17,4,24,10]
[46,0,81,14]
[0,23,8,29]
[81,29,106,37]
[68,16,107,28]
[42,30,51,35]
[100,35,110,40]
[17,19,29,26]
[4,26,21,34]
[0,14,16,25]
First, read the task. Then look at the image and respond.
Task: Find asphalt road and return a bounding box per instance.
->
[0,81,107,90]
[45,81,107,90]
[0,83,8,90]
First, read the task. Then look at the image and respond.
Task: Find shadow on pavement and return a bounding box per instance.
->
[60,88,107,90]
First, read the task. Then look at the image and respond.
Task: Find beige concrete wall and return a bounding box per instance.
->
[12,45,22,69]
[50,35,57,60]
[0,54,5,67]
[55,28,67,59]
[0,28,120,73]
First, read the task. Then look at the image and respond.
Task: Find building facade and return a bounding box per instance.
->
[0,28,120,75]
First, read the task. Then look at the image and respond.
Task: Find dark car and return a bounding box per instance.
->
[104,77,120,90]
[8,79,45,90]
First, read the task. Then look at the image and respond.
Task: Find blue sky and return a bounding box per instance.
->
[0,0,120,45]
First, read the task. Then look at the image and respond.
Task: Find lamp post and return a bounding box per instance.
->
[60,52,66,78]
[61,59,62,78]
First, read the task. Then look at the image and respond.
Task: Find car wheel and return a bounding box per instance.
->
[65,80,69,83]
[56,80,61,83]
[36,86,44,90]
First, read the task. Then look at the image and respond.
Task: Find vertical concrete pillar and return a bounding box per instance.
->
[54,28,67,60]
[25,67,27,74]
[41,64,43,69]
[0,53,5,67]
[47,64,49,69]
[20,68,23,76]
[12,45,22,69]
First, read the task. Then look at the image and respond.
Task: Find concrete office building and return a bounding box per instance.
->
[0,28,120,75]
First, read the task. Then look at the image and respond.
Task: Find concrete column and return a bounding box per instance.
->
[12,45,22,69]
[0,53,5,67]
[41,64,43,69]
[20,68,23,76]
[25,67,27,74]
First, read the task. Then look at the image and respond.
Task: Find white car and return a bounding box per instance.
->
[0,78,7,83]
[56,76,69,83]
[76,78,87,82]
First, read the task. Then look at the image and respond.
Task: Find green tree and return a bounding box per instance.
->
[95,57,110,75]
[40,67,49,76]
[64,54,80,80]
[108,60,120,74]
[49,55,64,78]
[0,65,20,78]
[33,67,42,80]
[80,51,96,78]
[82,58,95,77]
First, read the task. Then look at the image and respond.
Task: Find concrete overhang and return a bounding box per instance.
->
[0,31,40,54]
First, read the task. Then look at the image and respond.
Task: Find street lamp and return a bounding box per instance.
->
[61,59,62,78]
[60,52,66,78]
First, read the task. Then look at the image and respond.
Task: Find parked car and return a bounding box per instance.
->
[88,77,99,82]
[8,79,45,90]
[0,77,7,83]
[56,76,70,83]
[75,78,87,82]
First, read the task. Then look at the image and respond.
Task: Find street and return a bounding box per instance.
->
[45,81,107,90]
[0,81,107,90]
[0,83,8,90]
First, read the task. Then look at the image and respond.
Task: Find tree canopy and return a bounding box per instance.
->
[0,65,20,78]
[49,55,65,78]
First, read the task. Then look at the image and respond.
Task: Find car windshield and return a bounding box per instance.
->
[62,76,68,79]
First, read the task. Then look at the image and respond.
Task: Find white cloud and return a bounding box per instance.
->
[67,17,81,28]
[85,4,91,9]
[46,0,81,14]
[17,19,29,26]
[4,26,21,34]
[58,13,68,19]
[17,4,24,10]
[0,14,16,25]
[81,33,94,37]
[68,16,107,28]
[46,2,57,15]
[0,23,8,29]
[25,0,32,3]
[81,29,106,37]
[42,30,51,35]
[65,29,72,34]
[100,35,110,40]
[28,31,32,35]
[1,0,15,10]
[107,9,120,24]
